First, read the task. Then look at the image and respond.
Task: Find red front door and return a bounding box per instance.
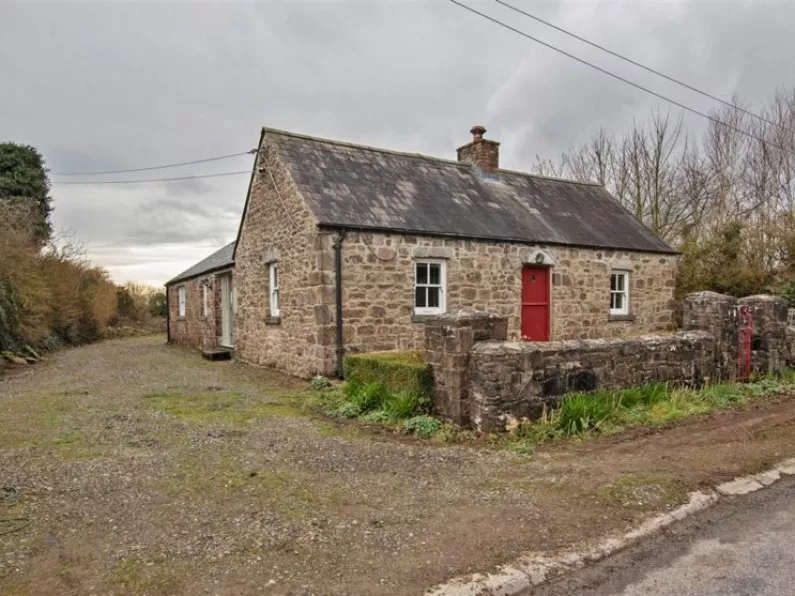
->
[521,266,550,341]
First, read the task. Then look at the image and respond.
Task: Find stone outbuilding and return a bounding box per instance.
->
[166,126,678,377]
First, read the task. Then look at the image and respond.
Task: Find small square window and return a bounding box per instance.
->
[414,260,446,315]
[610,271,629,316]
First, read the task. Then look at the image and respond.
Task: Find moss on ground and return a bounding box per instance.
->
[107,554,186,595]
[143,390,304,426]
[0,393,101,459]
[596,474,687,508]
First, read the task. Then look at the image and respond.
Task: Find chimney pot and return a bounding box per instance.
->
[457,125,500,174]
[471,125,487,141]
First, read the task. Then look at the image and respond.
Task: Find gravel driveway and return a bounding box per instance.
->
[3,336,795,595]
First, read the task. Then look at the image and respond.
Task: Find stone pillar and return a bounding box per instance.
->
[682,291,738,380]
[738,295,789,375]
[424,310,507,426]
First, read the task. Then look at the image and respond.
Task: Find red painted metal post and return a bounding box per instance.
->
[737,305,753,381]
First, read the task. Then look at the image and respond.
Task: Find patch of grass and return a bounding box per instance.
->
[0,392,101,457]
[596,474,687,508]
[383,390,421,420]
[321,378,441,437]
[350,381,391,414]
[144,390,304,426]
[107,554,185,595]
[558,391,617,434]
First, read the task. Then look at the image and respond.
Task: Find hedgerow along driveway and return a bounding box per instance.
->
[4,336,795,595]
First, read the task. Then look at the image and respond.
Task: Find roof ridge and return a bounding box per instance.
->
[261,126,464,168]
[260,125,602,186]
[498,167,603,187]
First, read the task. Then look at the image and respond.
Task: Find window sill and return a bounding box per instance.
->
[411,313,444,323]
[608,313,636,322]
[266,316,281,325]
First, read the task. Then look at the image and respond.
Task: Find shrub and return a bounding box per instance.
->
[344,351,433,399]
[403,415,441,438]
[310,376,332,390]
[335,401,363,419]
[781,280,795,308]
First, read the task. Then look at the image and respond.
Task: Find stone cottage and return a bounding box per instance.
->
[166,125,678,378]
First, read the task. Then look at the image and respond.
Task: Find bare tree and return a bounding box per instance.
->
[531,88,795,294]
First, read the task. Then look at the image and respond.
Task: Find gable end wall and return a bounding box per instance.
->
[233,142,334,378]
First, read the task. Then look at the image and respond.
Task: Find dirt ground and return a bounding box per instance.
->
[3,336,795,596]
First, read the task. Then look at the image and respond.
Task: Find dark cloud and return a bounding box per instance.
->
[1,0,792,285]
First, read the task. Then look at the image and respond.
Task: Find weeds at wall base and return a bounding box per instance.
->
[303,372,795,450]
[499,373,795,454]
[307,378,444,439]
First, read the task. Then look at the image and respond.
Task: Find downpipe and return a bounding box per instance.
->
[333,230,346,378]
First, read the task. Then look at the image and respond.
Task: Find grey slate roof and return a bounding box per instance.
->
[166,241,235,286]
[265,129,675,254]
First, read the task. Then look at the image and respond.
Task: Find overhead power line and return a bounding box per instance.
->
[447,0,794,157]
[493,0,776,127]
[53,170,251,185]
[53,149,257,176]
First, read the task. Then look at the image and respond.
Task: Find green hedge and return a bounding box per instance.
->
[343,351,433,397]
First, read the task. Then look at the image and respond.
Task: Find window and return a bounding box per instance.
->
[414,260,446,315]
[201,283,209,318]
[610,271,629,315]
[177,286,186,318]
[269,263,280,317]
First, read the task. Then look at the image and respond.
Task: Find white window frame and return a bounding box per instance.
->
[269,263,280,317]
[177,285,186,318]
[201,282,209,318]
[414,259,446,315]
[609,270,629,316]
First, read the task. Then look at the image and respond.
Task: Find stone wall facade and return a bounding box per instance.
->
[233,141,336,378]
[168,273,225,353]
[426,292,793,432]
[338,231,678,355]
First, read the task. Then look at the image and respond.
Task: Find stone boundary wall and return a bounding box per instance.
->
[424,310,508,426]
[469,332,714,432]
[426,291,794,432]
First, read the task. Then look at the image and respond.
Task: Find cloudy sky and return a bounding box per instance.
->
[2,0,792,285]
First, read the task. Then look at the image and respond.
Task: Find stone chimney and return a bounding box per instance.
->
[456,125,500,174]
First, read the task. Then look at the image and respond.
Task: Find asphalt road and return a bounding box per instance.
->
[529,476,795,596]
